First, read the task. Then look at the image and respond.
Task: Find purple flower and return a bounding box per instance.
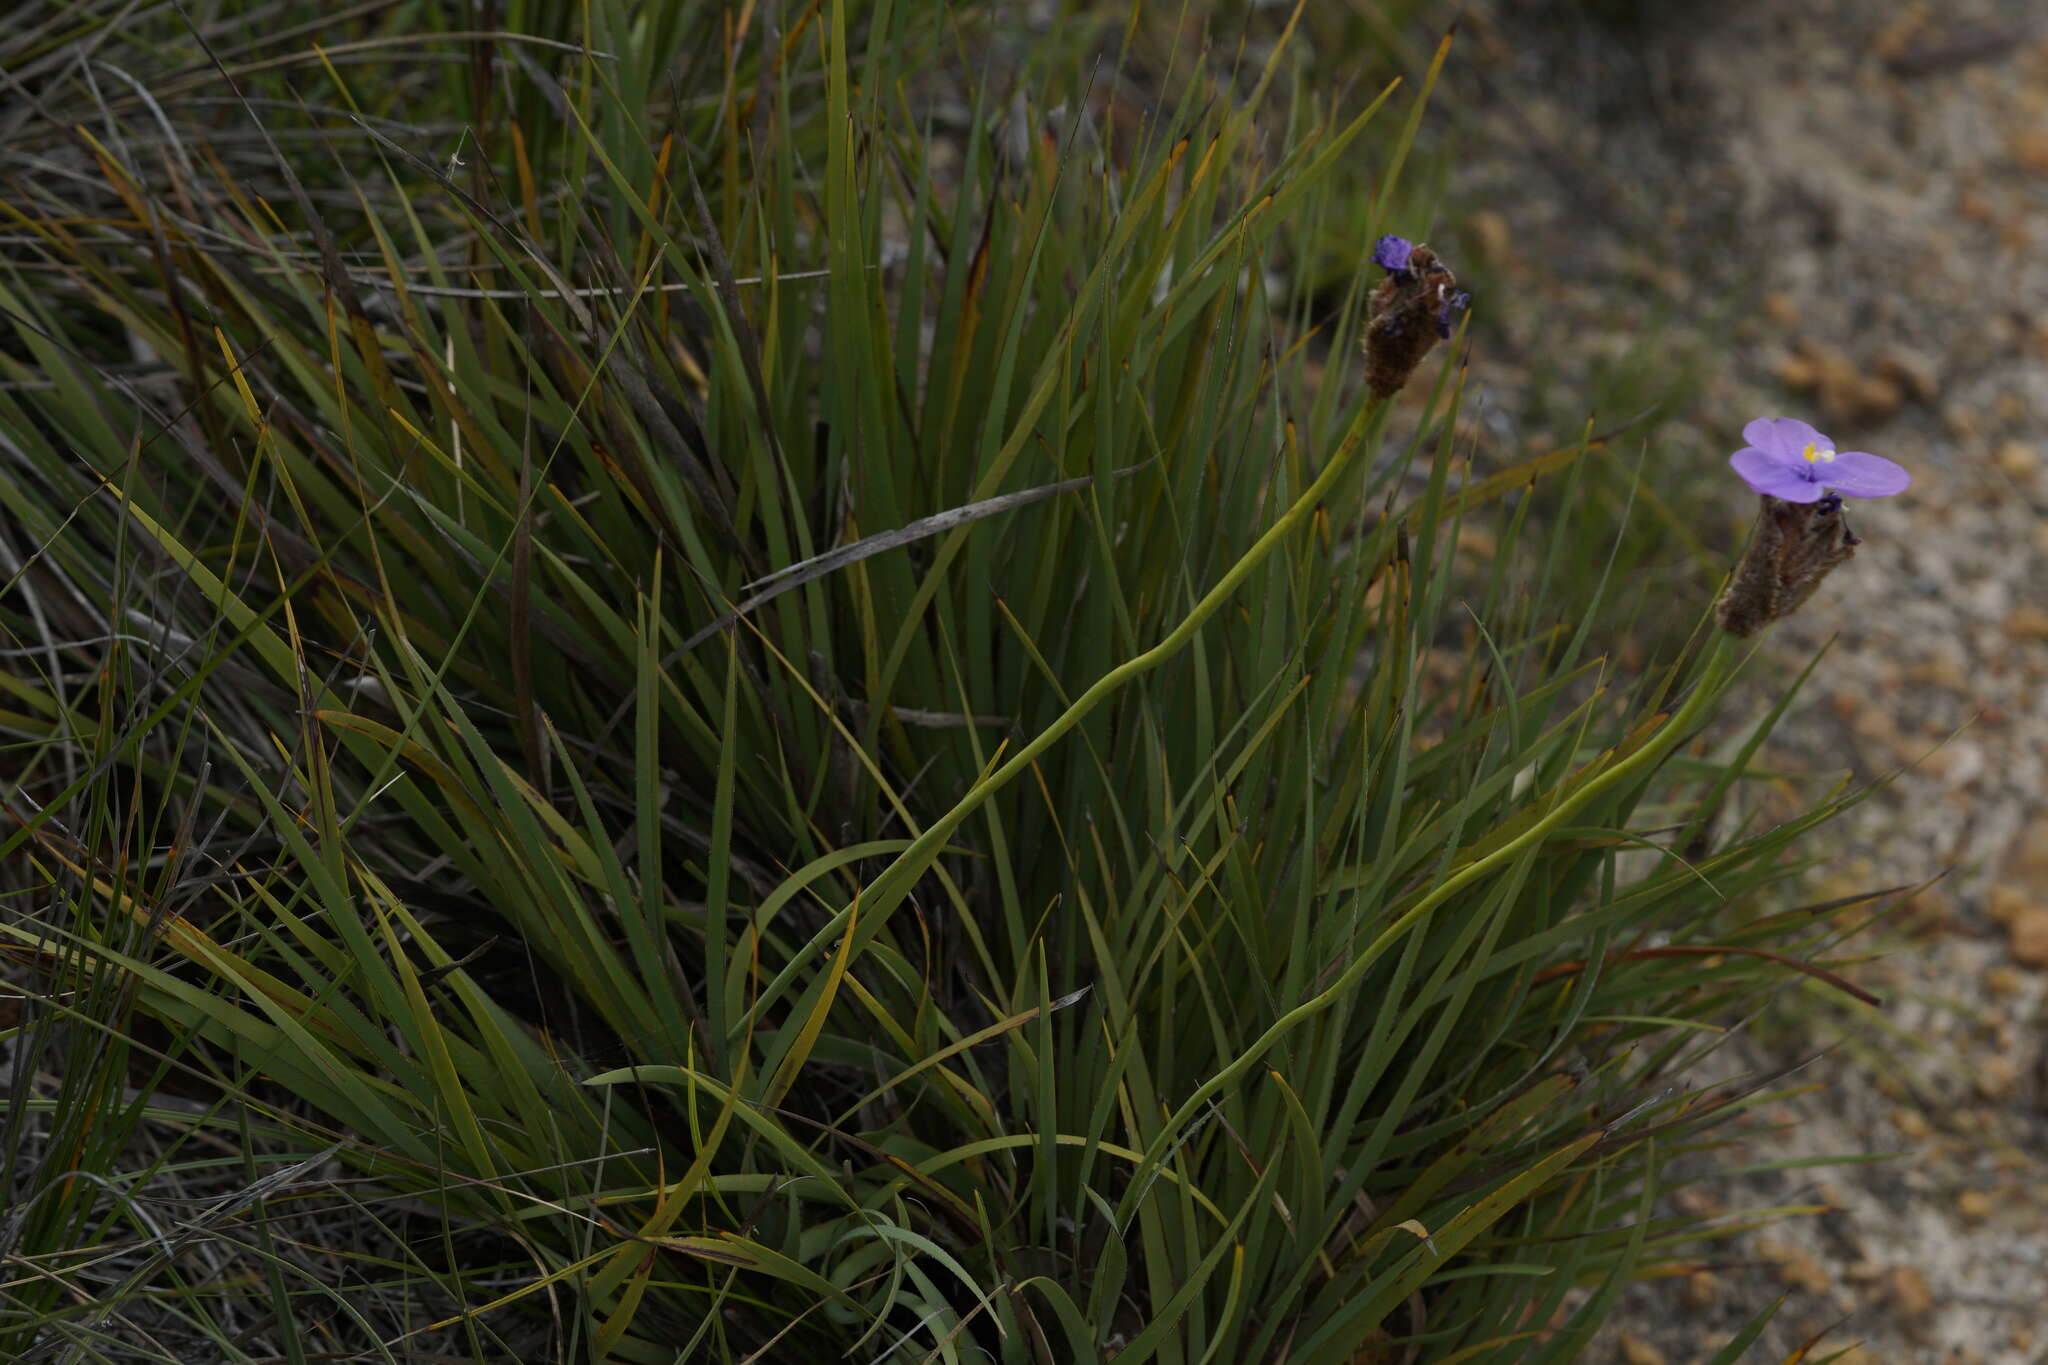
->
[1373,234,1414,274]
[1436,288,1471,339]
[1728,417,1910,503]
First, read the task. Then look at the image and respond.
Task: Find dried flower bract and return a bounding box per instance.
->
[1715,493,1860,637]
[1363,235,1469,399]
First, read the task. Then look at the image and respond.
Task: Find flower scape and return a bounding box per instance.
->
[1715,417,1911,637]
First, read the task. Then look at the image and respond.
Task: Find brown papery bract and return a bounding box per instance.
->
[1362,244,1462,398]
[1715,494,1860,637]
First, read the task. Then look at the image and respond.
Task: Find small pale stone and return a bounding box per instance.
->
[2013,127,2048,174]
[1617,1334,1665,1365]
[2010,907,2048,967]
[1873,344,1939,400]
[1672,1187,1724,1218]
[1995,441,2040,478]
[1974,1055,2020,1100]
[1820,380,1871,425]
[2002,606,2048,641]
[1902,889,1952,936]
[1886,1265,1934,1320]
[1854,374,1904,420]
[1758,1239,1831,1294]
[1903,656,1969,691]
[1869,13,1922,59]
[1875,1268,1925,1342]
[1761,292,1800,325]
[2013,815,2048,884]
[1776,352,1819,389]
[1852,705,1899,745]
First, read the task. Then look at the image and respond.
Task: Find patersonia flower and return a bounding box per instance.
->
[1363,235,1468,398]
[1714,419,1910,637]
[1728,417,1910,502]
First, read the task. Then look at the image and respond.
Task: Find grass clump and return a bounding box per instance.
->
[0,2,1888,1360]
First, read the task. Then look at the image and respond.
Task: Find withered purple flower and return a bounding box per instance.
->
[1728,417,1910,502]
[1372,234,1415,276]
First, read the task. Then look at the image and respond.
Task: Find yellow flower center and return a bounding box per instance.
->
[1802,442,1835,464]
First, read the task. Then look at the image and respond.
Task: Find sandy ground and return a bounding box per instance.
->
[1449,1,2048,1360]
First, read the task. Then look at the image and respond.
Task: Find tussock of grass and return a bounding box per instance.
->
[0,2,1888,1360]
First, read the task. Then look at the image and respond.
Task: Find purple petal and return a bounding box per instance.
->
[1741,416,1830,461]
[1730,448,1824,501]
[1822,450,1910,498]
[1373,234,1414,272]
[1729,443,1806,475]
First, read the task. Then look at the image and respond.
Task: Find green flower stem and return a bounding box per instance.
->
[1119,628,1741,1211]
